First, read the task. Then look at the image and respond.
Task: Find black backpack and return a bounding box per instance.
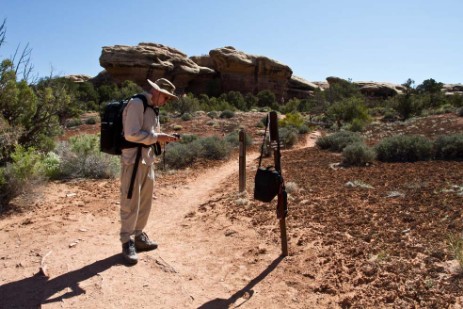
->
[100,94,152,155]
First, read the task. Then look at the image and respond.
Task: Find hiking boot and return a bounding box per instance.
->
[122,240,138,265]
[135,232,158,251]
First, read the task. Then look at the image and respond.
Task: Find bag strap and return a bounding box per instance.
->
[127,145,142,199]
[258,114,269,168]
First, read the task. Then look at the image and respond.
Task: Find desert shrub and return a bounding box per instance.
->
[43,151,61,179]
[196,136,230,160]
[348,117,367,132]
[163,142,200,169]
[375,135,433,162]
[224,130,253,147]
[434,134,463,160]
[0,145,47,211]
[84,117,97,125]
[298,124,310,134]
[66,118,82,128]
[316,131,363,152]
[173,125,183,131]
[279,112,307,134]
[207,111,219,118]
[326,97,370,128]
[163,135,231,169]
[279,127,298,148]
[181,113,193,121]
[448,233,463,270]
[342,142,376,166]
[178,134,199,144]
[220,110,235,119]
[55,135,119,179]
[159,113,169,124]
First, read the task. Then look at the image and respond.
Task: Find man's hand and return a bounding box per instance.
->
[157,133,179,143]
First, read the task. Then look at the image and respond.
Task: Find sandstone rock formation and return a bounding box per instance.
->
[326,76,405,98]
[99,43,317,100]
[97,43,461,100]
[99,43,214,92]
[442,83,463,96]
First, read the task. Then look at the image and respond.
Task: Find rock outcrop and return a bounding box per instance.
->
[99,43,317,100]
[97,43,461,100]
[99,43,215,93]
[442,83,463,96]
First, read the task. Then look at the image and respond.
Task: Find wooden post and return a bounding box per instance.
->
[269,111,289,256]
[239,129,246,193]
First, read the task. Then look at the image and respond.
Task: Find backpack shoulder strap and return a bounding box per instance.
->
[131,94,148,110]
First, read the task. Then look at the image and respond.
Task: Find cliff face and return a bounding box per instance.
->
[97,42,461,99]
[98,43,318,99]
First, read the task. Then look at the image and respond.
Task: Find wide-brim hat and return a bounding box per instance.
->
[147,78,178,100]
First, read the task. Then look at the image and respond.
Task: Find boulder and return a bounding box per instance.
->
[64,74,92,83]
[442,83,463,96]
[287,75,322,99]
[326,76,404,98]
[356,81,405,97]
[208,46,293,99]
[99,43,211,92]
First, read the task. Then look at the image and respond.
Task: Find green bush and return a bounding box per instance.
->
[342,142,376,166]
[66,118,82,128]
[159,114,169,124]
[326,97,370,127]
[279,112,304,129]
[164,143,200,169]
[224,130,253,147]
[220,110,235,119]
[316,131,363,152]
[54,135,119,179]
[0,145,47,211]
[207,111,219,118]
[448,233,463,270]
[84,117,97,125]
[375,135,433,162]
[434,134,463,160]
[197,136,230,160]
[178,134,199,144]
[278,127,298,148]
[181,113,193,121]
[163,135,231,169]
[348,118,367,132]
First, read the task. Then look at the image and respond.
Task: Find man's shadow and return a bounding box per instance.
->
[198,255,285,309]
[0,254,123,308]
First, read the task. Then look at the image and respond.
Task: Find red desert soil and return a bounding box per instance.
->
[1,112,463,308]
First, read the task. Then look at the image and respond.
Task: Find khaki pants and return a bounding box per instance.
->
[120,162,155,243]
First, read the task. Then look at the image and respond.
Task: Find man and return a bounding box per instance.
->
[120,78,179,265]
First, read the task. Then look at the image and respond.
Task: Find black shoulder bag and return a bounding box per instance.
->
[254,116,283,203]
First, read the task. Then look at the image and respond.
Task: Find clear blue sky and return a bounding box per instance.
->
[1,0,461,85]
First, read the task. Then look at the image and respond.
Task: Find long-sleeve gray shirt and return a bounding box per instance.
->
[121,92,160,165]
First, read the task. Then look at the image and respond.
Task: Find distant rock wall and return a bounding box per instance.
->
[96,42,461,100]
[98,43,319,99]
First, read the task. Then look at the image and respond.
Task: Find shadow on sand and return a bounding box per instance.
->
[0,254,123,308]
[198,255,285,309]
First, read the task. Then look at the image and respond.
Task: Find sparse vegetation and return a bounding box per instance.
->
[342,142,376,166]
[433,134,463,160]
[316,131,363,152]
[375,135,433,162]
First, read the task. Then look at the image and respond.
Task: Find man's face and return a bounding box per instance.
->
[150,89,171,107]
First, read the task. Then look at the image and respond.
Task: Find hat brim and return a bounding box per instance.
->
[148,79,178,100]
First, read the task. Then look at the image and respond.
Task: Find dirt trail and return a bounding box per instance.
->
[0,134,321,308]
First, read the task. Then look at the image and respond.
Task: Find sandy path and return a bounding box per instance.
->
[0,133,320,308]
